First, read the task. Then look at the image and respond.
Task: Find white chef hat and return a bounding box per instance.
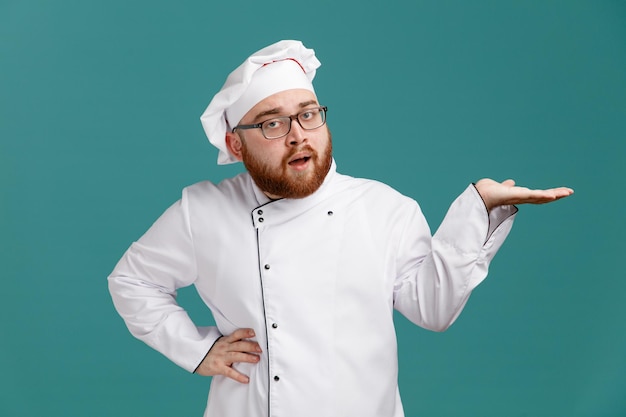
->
[200,40,321,164]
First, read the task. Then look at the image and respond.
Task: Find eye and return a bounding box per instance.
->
[263,118,285,130]
[300,109,317,120]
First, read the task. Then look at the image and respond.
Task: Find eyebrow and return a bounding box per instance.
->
[252,100,319,122]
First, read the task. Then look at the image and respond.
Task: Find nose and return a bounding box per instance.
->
[286,117,306,146]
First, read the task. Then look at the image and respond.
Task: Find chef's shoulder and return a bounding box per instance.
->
[179,172,255,210]
[333,172,422,214]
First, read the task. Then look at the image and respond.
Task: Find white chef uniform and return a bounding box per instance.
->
[108,158,517,417]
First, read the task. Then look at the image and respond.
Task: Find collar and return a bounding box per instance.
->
[249,159,338,228]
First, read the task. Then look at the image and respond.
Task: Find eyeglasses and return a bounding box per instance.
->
[232,106,328,140]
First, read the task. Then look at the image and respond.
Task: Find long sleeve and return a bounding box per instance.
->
[107,170,519,417]
[107,188,222,372]
[393,184,517,331]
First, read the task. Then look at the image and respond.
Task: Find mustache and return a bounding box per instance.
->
[283,144,317,164]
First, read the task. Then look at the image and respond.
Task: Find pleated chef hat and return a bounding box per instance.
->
[200,40,321,165]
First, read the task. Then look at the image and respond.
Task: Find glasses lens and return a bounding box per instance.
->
[299,107,325,130]
[262,117,291,139]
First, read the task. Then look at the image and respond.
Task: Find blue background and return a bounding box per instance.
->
[2,1,625,416]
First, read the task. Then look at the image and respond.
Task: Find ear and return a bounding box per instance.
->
[225,132,244,162]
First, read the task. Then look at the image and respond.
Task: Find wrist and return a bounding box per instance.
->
[473,181,494,212]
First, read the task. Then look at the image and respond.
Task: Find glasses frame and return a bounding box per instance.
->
[232,106,328,140]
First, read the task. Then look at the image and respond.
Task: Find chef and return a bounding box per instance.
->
[108,40,573,417]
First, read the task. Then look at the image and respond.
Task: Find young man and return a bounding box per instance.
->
[108,40,572,417]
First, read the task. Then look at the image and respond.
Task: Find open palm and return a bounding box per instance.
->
[475,179,574,211]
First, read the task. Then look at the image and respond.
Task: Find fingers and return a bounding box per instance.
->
[214,351,260,384]
[553,187,574,197]
[230,339,263,354]
[520,187,574,205]
[223,365,251,384]
[536,187,574,198]
[225,328,256,343]
[196,328,262,383]
[476,178,574,210]
[226,351,261,365]
[222,328,262,355]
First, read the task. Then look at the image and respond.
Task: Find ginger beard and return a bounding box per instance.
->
[241,131,333,199]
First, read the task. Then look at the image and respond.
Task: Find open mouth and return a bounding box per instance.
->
[288,156,311,166]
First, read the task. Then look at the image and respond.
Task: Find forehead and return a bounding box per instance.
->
[243,89,318,121]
